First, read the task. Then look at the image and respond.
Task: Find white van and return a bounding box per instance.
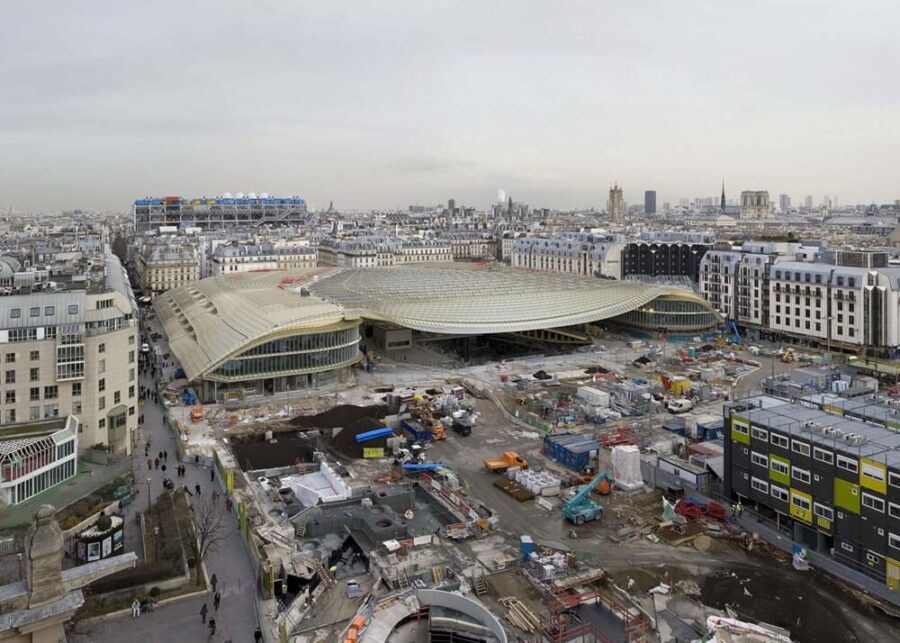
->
[667,398,694,414]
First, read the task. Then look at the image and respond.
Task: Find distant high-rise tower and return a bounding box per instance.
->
[644,190,657,215]
[720,181,726,210]
[804,195,814,209]
[778,194,791,212]
[609,183,625,224]
[448,198,456,214]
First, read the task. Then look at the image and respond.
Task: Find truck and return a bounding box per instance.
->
[483,451,528,473]
[562,471,611,525]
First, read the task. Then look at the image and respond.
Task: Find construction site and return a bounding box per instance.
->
[158,328,900,643]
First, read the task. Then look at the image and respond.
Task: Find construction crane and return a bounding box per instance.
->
[562,471,612,525]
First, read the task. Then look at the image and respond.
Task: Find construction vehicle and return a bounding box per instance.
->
[562,471,611,525]
[725,320,742,345]
[781,348,797,363]
[483,451,527,473]
[190,404,203,422]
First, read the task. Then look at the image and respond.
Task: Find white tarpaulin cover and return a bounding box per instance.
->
[611,445,644,490]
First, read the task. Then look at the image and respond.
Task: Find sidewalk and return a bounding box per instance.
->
[71,370,260,643]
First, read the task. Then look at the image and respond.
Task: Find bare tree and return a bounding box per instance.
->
[184,495,230,585]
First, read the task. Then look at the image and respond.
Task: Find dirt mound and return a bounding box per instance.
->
[231,433,315,471]
[700,565,867,642]
[290,404,389,429]
[584,366,610,375]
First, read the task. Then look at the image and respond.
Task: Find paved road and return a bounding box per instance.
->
[72,370,260,643]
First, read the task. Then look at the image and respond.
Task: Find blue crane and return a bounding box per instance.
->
[562,471,612,525]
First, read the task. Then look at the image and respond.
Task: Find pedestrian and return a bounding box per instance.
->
[255,626,263,643]
[210,468,215,483]
[131,598,141,619]
[200,602,208,624]
[183,484,193,496]
[154,457,160,470]
[211,573,218,593]
[158,451,163,461]
[195,483,201,496]
[213,590,220,610]
[163,450,168,462]
[161,463,167,474]
[144,445,149,457]
[147,458,152,471]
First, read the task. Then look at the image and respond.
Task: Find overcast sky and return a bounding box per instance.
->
[2,1,898,212]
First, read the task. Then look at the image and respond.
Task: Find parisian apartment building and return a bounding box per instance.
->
[0,248,139,458]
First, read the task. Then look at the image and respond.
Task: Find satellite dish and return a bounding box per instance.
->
[222,192,232,198]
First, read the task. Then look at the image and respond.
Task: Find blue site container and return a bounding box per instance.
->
[696,417,725,441]
[543,434,599,471]
[400,420,432,443]
[661,420,686,436]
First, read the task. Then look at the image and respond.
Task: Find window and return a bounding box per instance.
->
[792,440,810,457]
[5,390,15,404]
[129,368,135,382]
[72,401,81,414]
[770,484,789,502]
[5,370,15,384]
[29,387,40,401]
[840,541,854,553]
[889,502,900,519]
[67,304,79,315]
[29,367,39,382]
[890,533,900,552]
[814,503,834,522]
[733,421,749,439]
[114,391,121,404]
[98,359,105,374]
[29,406,40,420]
[10,308,20,319]
[751,477,769,494]
[128,385,135,398]
[890,471,900,489]
[72,382,81,397]
[128,335,135,345]
[43,386,57,399]
[861,462,885,485]
[128,351,135,364]
[98,396,105,410]
[4,410,14,423]
[866,552,882,565]
[98,418,106,429]
[862,492,885,513]
[98,343,105,353]
[751,427,768,441]
[814,447,833,465]
[29,350,39,360]
[770,459,789,477]
[43,404,58,418]
[792,467,811,484]
[44,306,54,316]
[837,455,858,474]
[751,451,768,468]
[770,433,789,449]
[791,494,811,512]
[98,378,105,392]
[29,307,40,317]
[3,353,15,364]
[129,405,135,416]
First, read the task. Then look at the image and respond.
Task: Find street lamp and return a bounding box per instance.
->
[146,477,152,513]
[154,526,159,562]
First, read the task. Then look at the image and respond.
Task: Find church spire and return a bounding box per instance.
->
[720,179,726,210]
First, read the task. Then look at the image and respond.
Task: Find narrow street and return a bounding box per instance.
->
[72,369,260,643]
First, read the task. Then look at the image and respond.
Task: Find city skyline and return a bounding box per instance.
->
[2,1,898,211]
